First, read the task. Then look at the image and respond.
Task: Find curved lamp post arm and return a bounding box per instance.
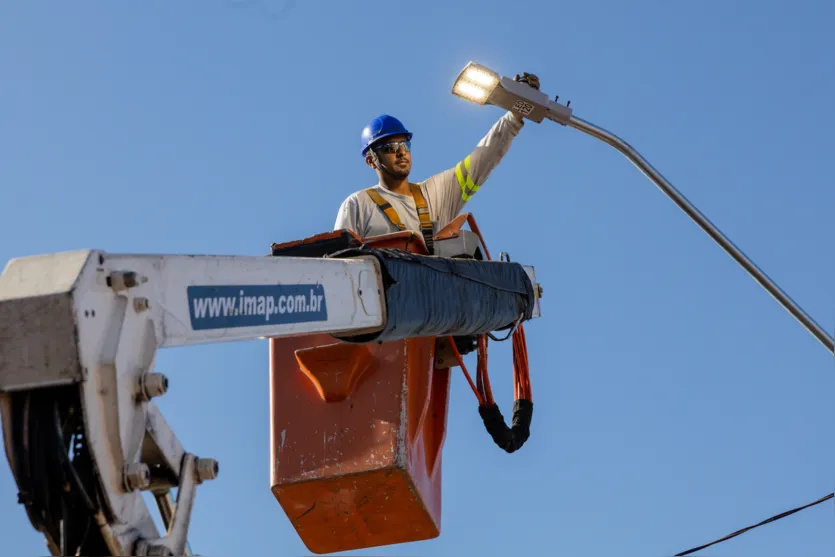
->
[451,61,833,354]
[566,115,833,353]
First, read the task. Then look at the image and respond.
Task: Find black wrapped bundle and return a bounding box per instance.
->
[478,399,533,453]
[328,246,536,344]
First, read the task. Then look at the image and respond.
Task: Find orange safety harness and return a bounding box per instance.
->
[365,184,435,254]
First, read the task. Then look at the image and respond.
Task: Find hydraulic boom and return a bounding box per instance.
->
[0,244,541,555]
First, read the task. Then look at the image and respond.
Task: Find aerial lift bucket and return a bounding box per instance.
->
[267,216,494,554]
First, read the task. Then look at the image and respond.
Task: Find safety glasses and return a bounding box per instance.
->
[374,140,411,154]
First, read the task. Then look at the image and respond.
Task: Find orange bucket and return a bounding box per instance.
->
[269,230,450,554]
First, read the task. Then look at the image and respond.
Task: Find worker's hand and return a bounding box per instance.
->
[510,72,540,122]
[513,72,540,90]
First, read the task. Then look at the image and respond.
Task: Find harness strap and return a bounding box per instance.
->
[364,185,435,254]
[365,187,406,231]
[409,183,435,255]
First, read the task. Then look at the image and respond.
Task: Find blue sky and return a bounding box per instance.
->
[1,1,833,556]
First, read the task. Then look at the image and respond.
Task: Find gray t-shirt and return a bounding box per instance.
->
[334,111,524,238]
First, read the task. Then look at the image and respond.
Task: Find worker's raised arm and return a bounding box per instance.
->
[424,110,525,226]
[460,111,525,197]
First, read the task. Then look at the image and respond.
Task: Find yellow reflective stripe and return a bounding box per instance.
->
[455,155,480,201]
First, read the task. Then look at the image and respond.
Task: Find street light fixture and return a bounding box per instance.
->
[451,62,573,125]
[451,61,834,354]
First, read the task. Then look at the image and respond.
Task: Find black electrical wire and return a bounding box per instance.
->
[8,388,107,556]
[675,492,834,555]
[51,401,96,513]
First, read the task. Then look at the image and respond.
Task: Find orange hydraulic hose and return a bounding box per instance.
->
[445,218,531,408]
[449,337,485,406]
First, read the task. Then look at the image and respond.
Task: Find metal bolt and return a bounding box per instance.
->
[134,540,173,556]
[134,297,150,312]
[196,458,219,482]
[536,284,544,298]
[108,271,139,291]
[124,462,151,491]
[140,372,168,400]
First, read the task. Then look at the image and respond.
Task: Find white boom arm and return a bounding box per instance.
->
[0,249,391,556]
[0,247,541,556]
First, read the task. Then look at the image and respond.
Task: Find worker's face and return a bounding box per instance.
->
[367,134,412,177]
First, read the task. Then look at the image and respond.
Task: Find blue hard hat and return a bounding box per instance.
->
[361,114,412,156]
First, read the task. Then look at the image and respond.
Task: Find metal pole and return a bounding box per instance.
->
[562,114,834,354]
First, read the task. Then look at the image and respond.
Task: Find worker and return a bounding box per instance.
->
[334,73,541,254]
